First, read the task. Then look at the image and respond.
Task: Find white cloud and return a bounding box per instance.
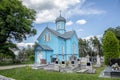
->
[76,19,87,25]
[17,42,34,47]
[22,0,81,24]
[82,34,103,40]
[35,10,56,23]
[22,0,105,24]
[66,21,73,26]
[82,35,94,40]
[66,8,105,18]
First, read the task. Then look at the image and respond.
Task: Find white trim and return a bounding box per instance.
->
[44,32,50,42]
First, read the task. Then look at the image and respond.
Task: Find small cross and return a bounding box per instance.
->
[59,10,61,16]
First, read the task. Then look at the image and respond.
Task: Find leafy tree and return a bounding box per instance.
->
[90,36,102,56]
[107,26,120,40]
[79,39,89,57]
[17,45,35,62]
[0,0,36,61]
[102,30,119,65]
[0,42,17,61]
[0,0,36,43]
[106,26,120,53]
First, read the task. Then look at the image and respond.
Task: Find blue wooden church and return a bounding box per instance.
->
[35,13,79,64]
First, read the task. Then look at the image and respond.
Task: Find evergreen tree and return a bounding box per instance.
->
[102,30,119,65]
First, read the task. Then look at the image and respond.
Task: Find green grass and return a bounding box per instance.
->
[0,66,120,80]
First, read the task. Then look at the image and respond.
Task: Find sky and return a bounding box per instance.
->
[17,0,120,47]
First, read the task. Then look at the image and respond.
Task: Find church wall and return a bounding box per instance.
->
[70,34,79,58]
[66,39,72,60]
[38,29,59,58]
[45,51,53,63]
[58,37,66,61]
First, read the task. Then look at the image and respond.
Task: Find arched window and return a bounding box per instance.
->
[62,46,64,54]
[44,32,50,41]
[48,33,50,41]
[44,34,47,41]
[73,43,76,54]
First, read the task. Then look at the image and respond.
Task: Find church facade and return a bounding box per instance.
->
[35,14,79,64]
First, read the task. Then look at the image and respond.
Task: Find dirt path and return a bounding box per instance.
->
[0,64,32,70]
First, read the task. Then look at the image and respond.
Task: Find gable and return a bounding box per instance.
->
[73,31,78,40]
[70,31,78,42]
[37,27,78,41]
[66,31,78,41]
[37,27,52,41]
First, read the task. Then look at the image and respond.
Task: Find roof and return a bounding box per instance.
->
[37,27,75,40]
[61,31,74,38]
[55,15,66,23]
[35,44,53,51]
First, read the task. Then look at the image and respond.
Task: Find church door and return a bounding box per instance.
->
[37,51,42,64]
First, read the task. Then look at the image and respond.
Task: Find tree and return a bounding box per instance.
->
[102,30,119,65]
[0,0,36,61]
[90,36,102,56]
[79,39,88,57]
[17,44,35,62]
[0,0,36,43]
[106,26,120,53]
[107,26,120,40]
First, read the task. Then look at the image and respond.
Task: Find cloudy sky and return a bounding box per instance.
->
[18,0,120,46]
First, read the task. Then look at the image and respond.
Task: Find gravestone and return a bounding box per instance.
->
[86,55,90,62]
[61,60,66,68]
[54,60,59,71]
[69,55,77,67]
[77,58,81,67]
[56,61,58,64]
[71,61,74,65]
[95,55,101,67]
[86,62,95,73]
[86,62,91,71]
[54,54,59,71]
[80,57,87,69]
[100,56,104,63]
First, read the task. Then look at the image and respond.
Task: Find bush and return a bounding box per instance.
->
[29,55,34,61]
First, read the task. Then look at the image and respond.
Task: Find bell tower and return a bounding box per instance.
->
[55,11,66,34]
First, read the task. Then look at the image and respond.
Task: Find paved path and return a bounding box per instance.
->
[0,64,32,70]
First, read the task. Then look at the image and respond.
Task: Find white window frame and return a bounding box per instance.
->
[44,32,50,42]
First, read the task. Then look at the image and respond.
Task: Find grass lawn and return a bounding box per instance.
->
[0,66,120,80]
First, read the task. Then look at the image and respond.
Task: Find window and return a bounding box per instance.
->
[48,33,50,41]
[73,44,76,54]
[62,46,64,54]
[44,34,47,41]
[44,33,50,41]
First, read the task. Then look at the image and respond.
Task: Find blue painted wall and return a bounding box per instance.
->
[35,27,79,64]
[35,29,79,63]
[38,29,59,55]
